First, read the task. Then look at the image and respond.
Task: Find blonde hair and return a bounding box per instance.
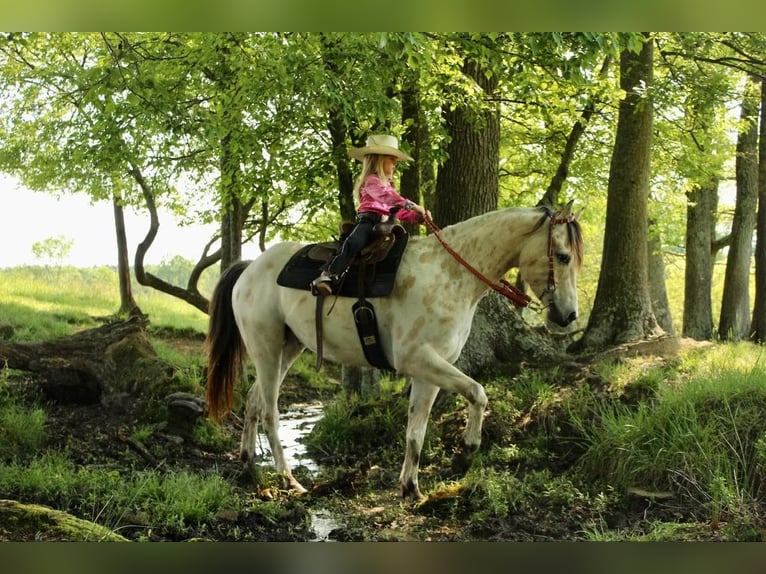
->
[353,154,390,204]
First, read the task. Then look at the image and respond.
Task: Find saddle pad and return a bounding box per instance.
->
[276,233,409,297]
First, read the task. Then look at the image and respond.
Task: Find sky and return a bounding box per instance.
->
[0,174,260,268]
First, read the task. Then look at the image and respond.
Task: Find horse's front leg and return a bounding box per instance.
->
[454,378,488,475]
[399,380,439,500]
[402,349,489,495]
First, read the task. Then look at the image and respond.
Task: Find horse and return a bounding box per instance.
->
[205,201,583,500]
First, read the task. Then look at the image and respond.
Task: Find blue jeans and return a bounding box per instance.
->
[323,212,381,276]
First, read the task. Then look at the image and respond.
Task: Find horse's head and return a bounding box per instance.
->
[518,201,583,328]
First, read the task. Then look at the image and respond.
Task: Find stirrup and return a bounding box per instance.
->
[310,274,335,296]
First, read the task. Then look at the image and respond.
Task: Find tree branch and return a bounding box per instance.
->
[129,163,210,314]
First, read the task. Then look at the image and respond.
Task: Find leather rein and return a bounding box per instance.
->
[423,210,574,309]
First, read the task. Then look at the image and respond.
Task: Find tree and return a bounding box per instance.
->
[648,219,675,335]
[572,34,662,352]
[434,37,500,224]
[31,235,73,266]
[719,76,759,341]
[684,179,720,339]
[752,78,766,342]
[0,33,143,315]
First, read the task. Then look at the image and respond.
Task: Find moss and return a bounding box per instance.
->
[0,499,128,541]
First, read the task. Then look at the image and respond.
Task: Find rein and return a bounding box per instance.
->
[423,214,532,308]
[423,210,574,309]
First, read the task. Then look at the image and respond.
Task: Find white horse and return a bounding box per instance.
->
[205,202,583,500]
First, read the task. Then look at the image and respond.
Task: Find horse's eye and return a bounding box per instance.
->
[556,253,571,265]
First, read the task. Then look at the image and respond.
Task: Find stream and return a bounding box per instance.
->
[255,402,344,541]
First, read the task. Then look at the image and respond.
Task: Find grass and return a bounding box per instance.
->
[0,265,209,342]
[0,368,46,462]
[569,343,766,532]
[0,450,237,536]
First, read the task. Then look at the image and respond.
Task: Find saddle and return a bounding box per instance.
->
[276,220,408,373]
[276,220,409,298]
[306,219,406,268]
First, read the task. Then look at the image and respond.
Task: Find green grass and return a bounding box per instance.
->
[0,368,46,462]
[571,343,766,528]
[0,266,209,341]
[0,450,237,536]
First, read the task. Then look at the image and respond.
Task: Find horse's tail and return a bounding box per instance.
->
[205,260,250,422]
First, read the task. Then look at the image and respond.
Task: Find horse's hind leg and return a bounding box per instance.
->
[399,380,440,500]
[240,333,306,493]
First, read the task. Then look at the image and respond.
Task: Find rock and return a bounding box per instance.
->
[165,392,206,437]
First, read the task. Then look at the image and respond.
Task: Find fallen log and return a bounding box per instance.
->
[0,311,170,404]
[0,499,129,541]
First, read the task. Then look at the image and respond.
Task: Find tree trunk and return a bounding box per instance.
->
[112,190,138,316]
[571,35,661,353]
[220,196,243,273]
[0,311,169,405]
[719,76,759,341]
[750,78,766,342]
[683,179,719,339]
[0,500,128,542]
[434,58,499,225]
[430,55,565,370]
[340,365,381,400]
[455,293,570,377]
[328,109,356,222]
[399,73,425,236]
[648,218,675,336]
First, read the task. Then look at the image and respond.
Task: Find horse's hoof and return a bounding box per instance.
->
[289,480,308,495]
[451,448,476,475]
[277,472,308,495]
[400,479,424,501]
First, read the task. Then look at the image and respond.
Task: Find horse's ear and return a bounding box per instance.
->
[560,199,575,218]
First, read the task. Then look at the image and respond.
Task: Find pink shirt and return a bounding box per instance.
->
[356,175,421,224]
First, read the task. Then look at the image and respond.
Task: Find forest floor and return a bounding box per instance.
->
[2,334,735,542]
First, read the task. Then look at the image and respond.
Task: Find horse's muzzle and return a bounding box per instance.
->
[548,306,577,328]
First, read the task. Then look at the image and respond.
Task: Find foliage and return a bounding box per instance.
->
[0,368,46,462]
[31,235,74,268]
[573,343,766,526]
[0,32,762,329]
[0,451,237,536]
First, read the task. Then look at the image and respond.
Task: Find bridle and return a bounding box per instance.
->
[423,210,574,310]
[544,212,576,296]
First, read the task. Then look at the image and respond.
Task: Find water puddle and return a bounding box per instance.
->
[255,402,324,472]
[255,402,346,541]
[309,508,345,542]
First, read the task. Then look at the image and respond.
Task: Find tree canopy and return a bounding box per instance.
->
[1,32,765,351]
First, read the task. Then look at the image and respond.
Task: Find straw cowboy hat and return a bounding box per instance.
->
[348,134,413,162]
